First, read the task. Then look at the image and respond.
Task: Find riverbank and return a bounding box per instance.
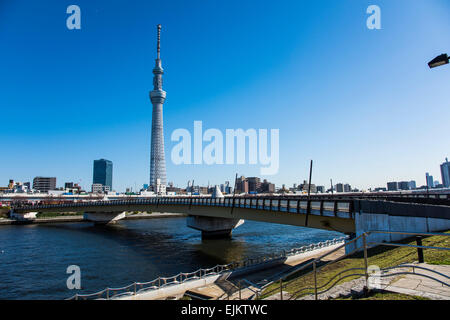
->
[183,242,346,300]
[261,231,450,300]
[72,238,346,300]
[0,217,343,299]
[0,212,187,225]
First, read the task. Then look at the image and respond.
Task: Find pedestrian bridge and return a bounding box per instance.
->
[11,195,450,240]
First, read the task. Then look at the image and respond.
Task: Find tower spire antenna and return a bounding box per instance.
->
[157,24,161,60]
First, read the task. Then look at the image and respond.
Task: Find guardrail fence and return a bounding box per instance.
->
[252,230,450,301]
[67,236,346,300]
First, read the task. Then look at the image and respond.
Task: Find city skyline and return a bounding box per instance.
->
[1,0,450,191]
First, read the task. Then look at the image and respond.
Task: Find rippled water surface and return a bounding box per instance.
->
[0,217,342,299]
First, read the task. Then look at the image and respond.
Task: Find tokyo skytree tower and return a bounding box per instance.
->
[149,24,167,187]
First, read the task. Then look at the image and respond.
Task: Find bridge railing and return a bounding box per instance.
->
[10,191,450,209]
[13,196,356,219]
[66,236,346,300]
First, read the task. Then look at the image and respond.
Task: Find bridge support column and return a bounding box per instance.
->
[83,212,126,225]
[186,216,244,239]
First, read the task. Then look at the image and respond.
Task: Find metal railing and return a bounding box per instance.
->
[12,196,356,222]
[67,236,346,300]
[10,192,450,211]
[253,230,450,300]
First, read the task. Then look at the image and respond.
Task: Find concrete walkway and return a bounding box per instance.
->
[188,244,346,300]
[382,263,450,300]
[290,263,450,300]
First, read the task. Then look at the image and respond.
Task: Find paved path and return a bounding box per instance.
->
[382,263,450,300]
[288,263,450,300]
[188,244,346,300]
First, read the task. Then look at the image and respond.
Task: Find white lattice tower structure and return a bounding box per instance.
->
[149,24,167,187]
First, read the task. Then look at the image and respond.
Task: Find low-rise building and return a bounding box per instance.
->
[33,177,57,193]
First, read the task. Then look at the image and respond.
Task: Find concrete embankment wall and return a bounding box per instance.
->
[346,201,450,252]
[0,212,186,226]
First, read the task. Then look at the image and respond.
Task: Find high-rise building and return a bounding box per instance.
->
[33,177,56,192]
[398,181,410,190]
[409,181,416,190]
[441,158,450,188]
[247,177,261,193]
[93,159,113,189]
[387,182,398,191]
[260,179,275,193]
[235,176,249,194]
[335,183,344,193]
[149,24,167,188]
[426,173,434,188]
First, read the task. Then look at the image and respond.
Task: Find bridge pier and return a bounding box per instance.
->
[186,216,244,239]
[83,212,126,225]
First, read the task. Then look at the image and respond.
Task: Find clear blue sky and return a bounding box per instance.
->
[1,0,449,192]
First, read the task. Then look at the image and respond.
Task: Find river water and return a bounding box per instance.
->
[0,217,342,299]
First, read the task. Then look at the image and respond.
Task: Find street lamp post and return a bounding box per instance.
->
[428,53,449,69]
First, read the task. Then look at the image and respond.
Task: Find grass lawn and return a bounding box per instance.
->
[261,231,450,300]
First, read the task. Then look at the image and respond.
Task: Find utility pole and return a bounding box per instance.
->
[305,160,313,227]
[231,173,238,214]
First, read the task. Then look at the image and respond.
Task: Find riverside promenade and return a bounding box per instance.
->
[71,237,346,300]
[186,243,346,300]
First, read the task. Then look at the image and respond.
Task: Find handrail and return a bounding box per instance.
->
[258,230,450,300]
[289,264,450,300]
[257,235,363,298]
[288,272,367,300]
[67,236,346,300]
[10,192,450,213]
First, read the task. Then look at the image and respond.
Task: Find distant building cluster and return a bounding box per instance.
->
[381,158,450,192]
[2,157,450,197]
[0,158,113,196]
[235,176,275,194]
[386,181,417,191]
